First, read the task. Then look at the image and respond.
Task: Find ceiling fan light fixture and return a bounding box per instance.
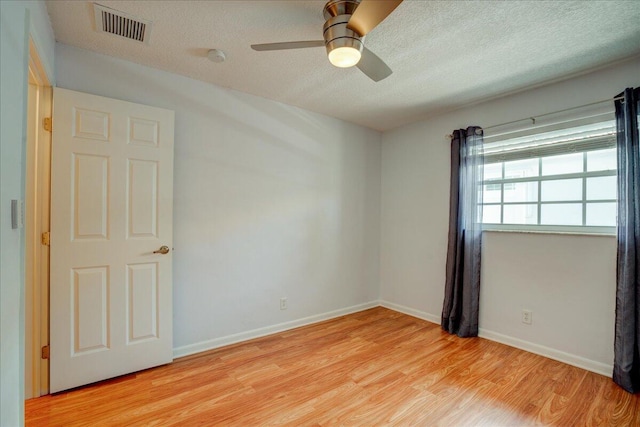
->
[328,46,362,68]
[323,13,364,68]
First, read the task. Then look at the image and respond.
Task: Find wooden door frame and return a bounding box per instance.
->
[25,37,52,398]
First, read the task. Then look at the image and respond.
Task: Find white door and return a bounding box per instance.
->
[50,88,175,393]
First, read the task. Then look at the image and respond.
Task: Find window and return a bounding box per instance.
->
[481,120,617,233]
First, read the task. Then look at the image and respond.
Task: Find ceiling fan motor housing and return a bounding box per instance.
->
[323,0,364,59]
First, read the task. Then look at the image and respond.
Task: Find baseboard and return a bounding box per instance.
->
[378,299,613,377]
[172,301,379,359]
[378,300,441,325]
[478,328,614,377]
[174,299,614,378]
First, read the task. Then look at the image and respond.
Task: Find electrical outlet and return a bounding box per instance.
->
[280,297,287,310]
[522,309,532,325]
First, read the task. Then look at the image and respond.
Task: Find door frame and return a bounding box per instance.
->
[25,37,52,398]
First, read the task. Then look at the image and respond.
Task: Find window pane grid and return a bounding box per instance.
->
[500,162,505,224]
[582,153,587,227]
[537,157,542,226]
[481,131,616,232]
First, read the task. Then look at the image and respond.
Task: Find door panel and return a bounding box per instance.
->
[50,88,174,393]
[73,154,109,240]
[127,262,158,343]
[127,159,158,238]
[72,266,109,354]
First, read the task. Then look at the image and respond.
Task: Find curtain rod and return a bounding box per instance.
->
[445,95,624,140]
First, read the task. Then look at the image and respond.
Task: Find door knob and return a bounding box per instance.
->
[153,245,170,255]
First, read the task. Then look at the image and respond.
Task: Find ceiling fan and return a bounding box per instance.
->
[251,0,403,82]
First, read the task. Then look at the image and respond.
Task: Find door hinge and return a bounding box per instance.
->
[43,117,52,132]
[41,345,50,360]
[41,231,50,246]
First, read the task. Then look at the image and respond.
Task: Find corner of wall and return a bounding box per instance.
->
[26,0,56,84]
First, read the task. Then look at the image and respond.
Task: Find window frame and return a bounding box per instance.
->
[480,124,617,235]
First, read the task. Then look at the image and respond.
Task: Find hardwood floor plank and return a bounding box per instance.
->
[25,307,639,426]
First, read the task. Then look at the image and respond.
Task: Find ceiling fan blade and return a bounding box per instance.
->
[251,41,325,51]
[347,0,403,36]
[356,47,392,82]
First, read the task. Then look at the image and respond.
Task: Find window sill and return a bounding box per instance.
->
[482,228,616,238]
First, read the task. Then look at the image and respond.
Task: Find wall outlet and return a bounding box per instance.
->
[280,297,287,310]
[522,309,532,325]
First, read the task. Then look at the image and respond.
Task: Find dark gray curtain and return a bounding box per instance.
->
[613,87,640,393]
[442,127,484,337]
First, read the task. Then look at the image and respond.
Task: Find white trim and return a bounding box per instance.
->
[172,301,379,359]
[482,223,616,235]
[173,300,614,378]
[482,228,616,238]
[478,328,613,377]
[25,38,52,399]
[378,299,612,377]
[378,300,441,325]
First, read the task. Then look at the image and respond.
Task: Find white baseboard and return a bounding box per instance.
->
[172,301,379,359]
[378,299,613,377]
[478,328,613,377]
[174,299,614,378]
[378,300,441,325]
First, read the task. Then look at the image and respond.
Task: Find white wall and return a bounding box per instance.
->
[480,232,616,373]
[380,57,640,374]
[1,1,54,425]
[55,44,382,354]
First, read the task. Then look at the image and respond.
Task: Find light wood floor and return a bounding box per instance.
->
[26,307,639,426]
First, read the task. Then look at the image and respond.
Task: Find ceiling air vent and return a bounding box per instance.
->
[93,3,152,44]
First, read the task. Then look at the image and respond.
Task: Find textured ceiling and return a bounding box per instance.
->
[46,0,640,131]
